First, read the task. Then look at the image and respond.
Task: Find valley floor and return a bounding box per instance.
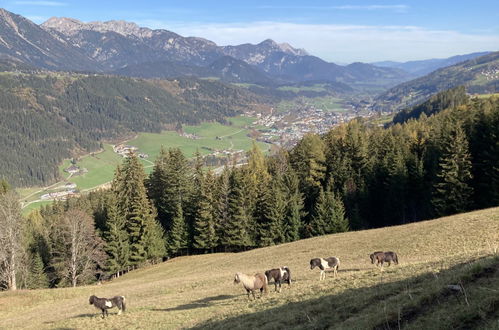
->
[0,208,498,329]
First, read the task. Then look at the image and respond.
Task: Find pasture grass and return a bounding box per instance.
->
[0,207,498,329]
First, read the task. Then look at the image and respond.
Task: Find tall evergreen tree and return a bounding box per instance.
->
[103,195,130,276]
[432,121,473,216]
[282,170,303,242]
[111,153,165,266]
[167,202,188,255]
[255,178,285,247]
[193,172,218,252]
[222,170,253,249]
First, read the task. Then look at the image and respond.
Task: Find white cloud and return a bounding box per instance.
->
[13,1,67,6]
[255,4,409,12]
[140,21,498,63]
[332,5,409,12]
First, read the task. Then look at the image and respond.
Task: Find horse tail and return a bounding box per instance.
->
[283,266,291,283]
[121,296,126,312]
[394,253,399,265]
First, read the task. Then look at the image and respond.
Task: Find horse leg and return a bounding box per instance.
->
[278,281,282,293]
[246,289,251,300]
[252,290,256,300]
[101,309,105,318]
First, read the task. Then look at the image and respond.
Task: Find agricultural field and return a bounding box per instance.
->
[17,116,268,211]
[1,208,498,329]
[276,96,347,113]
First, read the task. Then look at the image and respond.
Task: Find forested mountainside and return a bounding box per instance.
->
[392,86,469,124]
[0,72,267,187]
[375,51,499,111]
[20,91,498,289]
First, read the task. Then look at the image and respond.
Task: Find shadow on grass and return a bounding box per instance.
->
[191,256,499,329]
[70,313,99,319]
[152,294,239,312]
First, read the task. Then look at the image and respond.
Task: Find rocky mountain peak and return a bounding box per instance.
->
[278,42,309,56]
[42,17,154,38]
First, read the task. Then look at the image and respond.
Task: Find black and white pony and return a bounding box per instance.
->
[310,257,340,280]
[264,267,291,292]
[89,295,126,318]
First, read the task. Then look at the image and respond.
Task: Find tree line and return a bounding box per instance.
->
[1,91,498,290]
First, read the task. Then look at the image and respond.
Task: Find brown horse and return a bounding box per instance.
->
[234,272,268,300]
[370,251,399,267]
[265,267,291,292]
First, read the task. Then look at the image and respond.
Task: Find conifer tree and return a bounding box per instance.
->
[432,121,473,216]
[103,195,130,276]
[26,252,48,289]
[213,167,231,247]
[308,186,329,236]
[193,172,218,252]
[255,178,285,247]
[222,170,252,249]
[167,202,188,255]
[143,212,167,263]
[111,153,165,266]
[282,170,303,242]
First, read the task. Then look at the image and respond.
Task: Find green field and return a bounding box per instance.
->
[18,115,269,211]
[129,116,268,161]
[276,96,347,113]
[0,208,498,329]
[277,84,328,93]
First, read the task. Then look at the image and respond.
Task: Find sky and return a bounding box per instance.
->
[1,0,498,63]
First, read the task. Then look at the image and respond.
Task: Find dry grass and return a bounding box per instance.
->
[1,208,498,329]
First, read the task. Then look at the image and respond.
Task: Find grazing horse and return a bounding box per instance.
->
[265,267,291,292]
[89,295,126,318]
[310,257,340,280]
[234,272,268,300]
[370,251,399,267]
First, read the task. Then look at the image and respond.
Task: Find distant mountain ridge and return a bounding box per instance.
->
[375,51,499,111]
[373,52,491,76]
[0,8,411,89]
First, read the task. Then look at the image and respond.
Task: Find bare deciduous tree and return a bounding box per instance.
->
[0,191,25,290]
[51,209,106,287]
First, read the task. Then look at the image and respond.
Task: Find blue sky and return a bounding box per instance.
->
[1,0,498,62]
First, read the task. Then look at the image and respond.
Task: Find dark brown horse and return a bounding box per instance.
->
[89,295,126,318]
[265,267,291,292]
[370,251,399,267]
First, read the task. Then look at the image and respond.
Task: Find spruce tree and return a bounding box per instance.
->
[103,195,130,276]
[432,121,473,216]
[255,178,285,247]
[167,202,188,255]
[222,170,252,249]
[282,170,303,242]
[308,186,329,236]
[193,172,218,252]
[27,252,49,289]
[111,153,165,266]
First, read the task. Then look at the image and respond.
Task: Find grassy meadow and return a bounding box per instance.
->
[1,208,498,329]
[17,115,268,211]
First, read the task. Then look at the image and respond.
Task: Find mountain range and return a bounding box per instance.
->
[372,52,491,77]
[0,8,410,89]
[375,51,499,111]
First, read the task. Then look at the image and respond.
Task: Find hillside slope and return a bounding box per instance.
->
[0,208,498,329]
[375,51,499,111]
